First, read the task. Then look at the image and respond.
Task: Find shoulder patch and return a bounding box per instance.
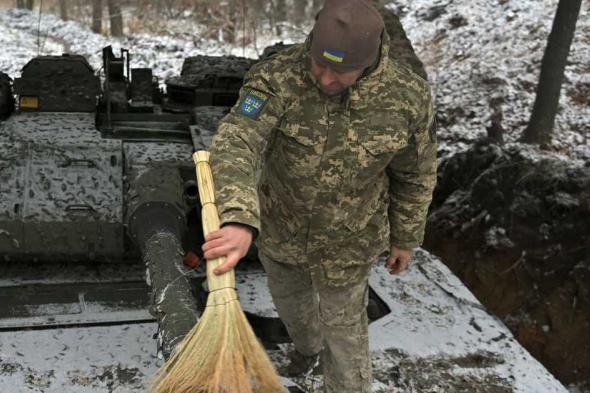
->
[238,89,270,119]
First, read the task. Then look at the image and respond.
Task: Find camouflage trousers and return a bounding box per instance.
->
[259,252,372,393]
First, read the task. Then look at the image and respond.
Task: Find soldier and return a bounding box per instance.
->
[203,0,436,391]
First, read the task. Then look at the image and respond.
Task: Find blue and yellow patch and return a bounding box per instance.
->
[322,48,345,63]
[238,89,269,119]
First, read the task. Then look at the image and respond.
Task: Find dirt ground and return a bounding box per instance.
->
[425,141,590,391]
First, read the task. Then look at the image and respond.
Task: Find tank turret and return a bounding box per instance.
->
[13,54,100,112]
[0,45,257,360]
[164,55,254,111]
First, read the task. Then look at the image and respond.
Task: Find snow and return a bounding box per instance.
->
[389,0,590,163]
[0,7,305,86]
[0,2,587,163]
[0,249,570,392]
[0,2,587,392]
[367,249,566,393]
[483,226,515,249]
[236,271,278,318]
[0,323,160,393]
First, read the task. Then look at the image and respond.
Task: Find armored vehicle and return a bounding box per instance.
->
[0,43,281,349]
[0,7,573,393]
[0,0,432,348]
[0,42,398,390]
[0,6,434,390]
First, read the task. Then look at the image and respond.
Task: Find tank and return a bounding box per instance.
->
[0,0,430,357]
[0,8,424,391]
[0,9,570,393]
[0,44,397,384]
[0,45,296,358]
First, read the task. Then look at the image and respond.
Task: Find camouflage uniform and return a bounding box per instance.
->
[209,20,436,393]
[374,2,428,80]
[259,252,372,391]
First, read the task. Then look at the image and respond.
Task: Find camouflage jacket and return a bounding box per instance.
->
[209,31,436,276]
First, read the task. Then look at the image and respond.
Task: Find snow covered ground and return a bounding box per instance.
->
[0,7,305,85]
[0,250,569,393]
[389,0,589,162]
[0,1,587,164]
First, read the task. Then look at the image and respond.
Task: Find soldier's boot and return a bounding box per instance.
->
[286,350,321,377]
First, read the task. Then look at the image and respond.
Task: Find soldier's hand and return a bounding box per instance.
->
[385,246,413,275]
[202,224,254,275]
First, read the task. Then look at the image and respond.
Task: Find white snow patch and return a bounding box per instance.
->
[1,3,587,164]
[387,0,590,162]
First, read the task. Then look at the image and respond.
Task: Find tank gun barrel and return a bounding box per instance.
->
[126,166,199,358]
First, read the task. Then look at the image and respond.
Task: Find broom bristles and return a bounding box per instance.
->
[149,288,286,393]
[149,151,286,393]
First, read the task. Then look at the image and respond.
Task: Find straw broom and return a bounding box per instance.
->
[149,150,286,393]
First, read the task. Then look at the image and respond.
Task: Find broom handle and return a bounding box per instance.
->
[193,150,236,292]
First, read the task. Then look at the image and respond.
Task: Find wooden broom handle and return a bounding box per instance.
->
[193,151,236,292]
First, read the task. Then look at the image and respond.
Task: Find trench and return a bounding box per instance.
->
[422,141,590,392]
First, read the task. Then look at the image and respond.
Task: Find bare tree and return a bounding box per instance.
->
[92,0,102,34]
[522,0,582,144]
[246,0,267,51]
[59,0,68,21]
[293,0,307,25]
[250,0,267,21]
[108,0,123,37]
[226,0,238,43]
[274,0,287,35]
[486,96,505,144]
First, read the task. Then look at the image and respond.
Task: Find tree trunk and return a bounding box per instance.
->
[293,0,307,25]
[522,0,582,145]
[274,0,287,35]
[92,0,102,34]
[25,0,33,10]
[59,0,68,21]
[16,0,25,8]
[225,0,237,43]
[253,0,269,27]
[108,0,124,37]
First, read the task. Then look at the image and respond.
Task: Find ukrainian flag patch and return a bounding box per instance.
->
[322,48,345,63]
[238,89,269,119]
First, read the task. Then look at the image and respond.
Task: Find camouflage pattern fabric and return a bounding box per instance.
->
[209,28,436,287]
[259,252,372,393]
[371,0,428,80]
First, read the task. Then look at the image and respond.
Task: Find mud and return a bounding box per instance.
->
[372,349,512,393]
[25,369,55,389]
[21,364,142,390]
[284,348,514,393]
[425,141,590,389]
[0,359,23,376]
[69,365,144,389]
